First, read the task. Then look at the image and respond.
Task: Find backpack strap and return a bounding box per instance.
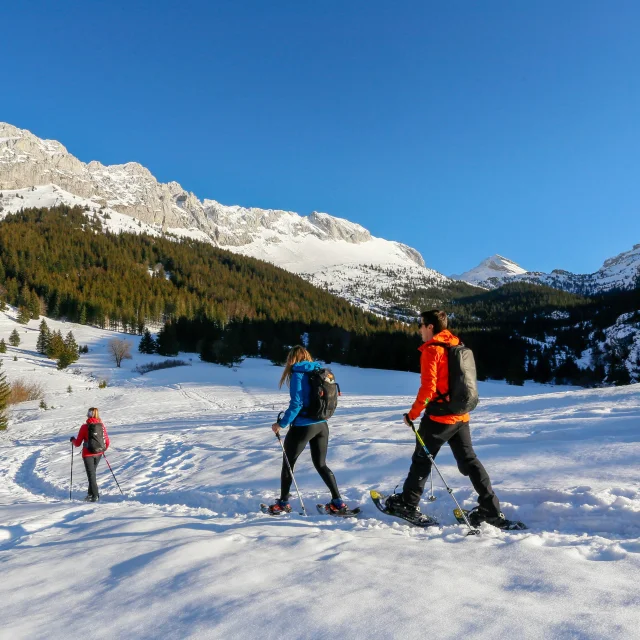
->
[426,343,450,404]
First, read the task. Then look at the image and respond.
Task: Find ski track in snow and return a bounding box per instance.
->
[1,309,640,639]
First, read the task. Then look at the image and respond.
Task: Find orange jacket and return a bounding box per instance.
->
[408,329,470,424]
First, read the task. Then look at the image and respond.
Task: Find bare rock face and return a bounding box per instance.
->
[0,122,415,251]
[307,211,371,243]
[0,123,202,229]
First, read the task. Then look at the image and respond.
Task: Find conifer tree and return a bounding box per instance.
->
[17,306,31,324]
[0,339,6,353]
[9,329,20,347]
[139,328,157,354]
[156,323,179,356]
[0,366,10,430]
[36,319,51,355]
[56,349,74,370]
[47,330,65,359]
[64,331,79,363]
[28,291,40,320]
[79,304,87,325]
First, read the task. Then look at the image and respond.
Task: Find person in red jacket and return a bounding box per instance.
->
[70,407,110,502]
[386,310,506,528]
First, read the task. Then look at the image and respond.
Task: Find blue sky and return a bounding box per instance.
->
[2,1,639,276]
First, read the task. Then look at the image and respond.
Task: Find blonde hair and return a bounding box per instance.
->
[87,407,100,420]
[279,346,313,388]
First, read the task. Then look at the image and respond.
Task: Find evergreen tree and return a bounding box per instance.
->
[36,319,51,355]
[532,351,553,384]
[9,329,20,347]
[56,350,74,370]
[17,306,31,324]
[79,304,87,325]
[156,323,179,356]
[0,338,6,353]
[64,331,79,363]
[28,291,41,320]
[47,330,65,359]
[607,353,631,386]
[505,355,526,386]
[138,328,157,354]
[0,366,10,430]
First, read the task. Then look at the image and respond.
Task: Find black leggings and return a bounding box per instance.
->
[280,422,340,501]
[83,455,102,498]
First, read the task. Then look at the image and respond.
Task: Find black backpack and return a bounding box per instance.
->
[303,368,341,421]
[87,422,106,454]
[426,343,479,416]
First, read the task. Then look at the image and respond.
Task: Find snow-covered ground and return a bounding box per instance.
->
[1,309,639,639]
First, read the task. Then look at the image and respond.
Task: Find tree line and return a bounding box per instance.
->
[0,205,638,387]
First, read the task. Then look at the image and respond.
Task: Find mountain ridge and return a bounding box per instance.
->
[454,248,640,294]
[0,122,450,316]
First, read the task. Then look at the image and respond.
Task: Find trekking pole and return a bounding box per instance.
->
[427,472,436,502]
[69,443,74,501]
[103,454,125,497]
[404,415,479,536]
[275,431,307,517]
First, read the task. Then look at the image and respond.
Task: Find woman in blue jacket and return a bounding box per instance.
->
[267,345,349,515]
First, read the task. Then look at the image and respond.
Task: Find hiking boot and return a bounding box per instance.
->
[467,507,493,527]
[468,508,527,530]
[327,498,349,515]
[83,495,93,502]
[385,493,420,517]
[267,500,292,515]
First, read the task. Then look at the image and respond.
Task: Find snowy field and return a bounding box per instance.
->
[1,309,639,640]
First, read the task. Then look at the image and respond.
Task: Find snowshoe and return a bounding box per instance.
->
[454,507,527,531]
[316,502,361,517]
[260,501,292,516]
[370,490,438,528]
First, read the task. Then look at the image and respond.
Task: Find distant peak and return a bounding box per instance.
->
[451,254,527,284]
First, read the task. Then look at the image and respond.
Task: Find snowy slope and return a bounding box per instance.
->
[1,309,639,639]
[456,247,640,293]
[0,123,450,315]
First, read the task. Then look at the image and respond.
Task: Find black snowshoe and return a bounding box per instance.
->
[454,507,527,531]
[370,490,438,528]
[260,502,292,516]
[316,502,361,518]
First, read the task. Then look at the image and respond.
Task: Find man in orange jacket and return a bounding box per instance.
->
[387,310,504,527]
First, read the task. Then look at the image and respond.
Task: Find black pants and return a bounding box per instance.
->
[402,417,500,516]
[280,422,341,501]
[83,455,102,498]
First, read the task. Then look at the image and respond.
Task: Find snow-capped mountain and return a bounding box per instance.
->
[451,255,527,287]
[455,247,640,294]
[0,122,450,315]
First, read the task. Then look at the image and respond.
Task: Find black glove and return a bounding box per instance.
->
[69,437,74,442]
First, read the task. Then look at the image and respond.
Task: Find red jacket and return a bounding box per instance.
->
[72,418,110,458]
[408,329,470,425]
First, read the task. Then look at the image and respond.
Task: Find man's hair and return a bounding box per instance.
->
[420,310,448,333]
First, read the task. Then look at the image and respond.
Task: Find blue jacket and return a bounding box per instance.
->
[279,361,325,428]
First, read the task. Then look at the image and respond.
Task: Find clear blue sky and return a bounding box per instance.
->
[2,1,639,276]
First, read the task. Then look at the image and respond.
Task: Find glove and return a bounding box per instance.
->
[69,437,74,442]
